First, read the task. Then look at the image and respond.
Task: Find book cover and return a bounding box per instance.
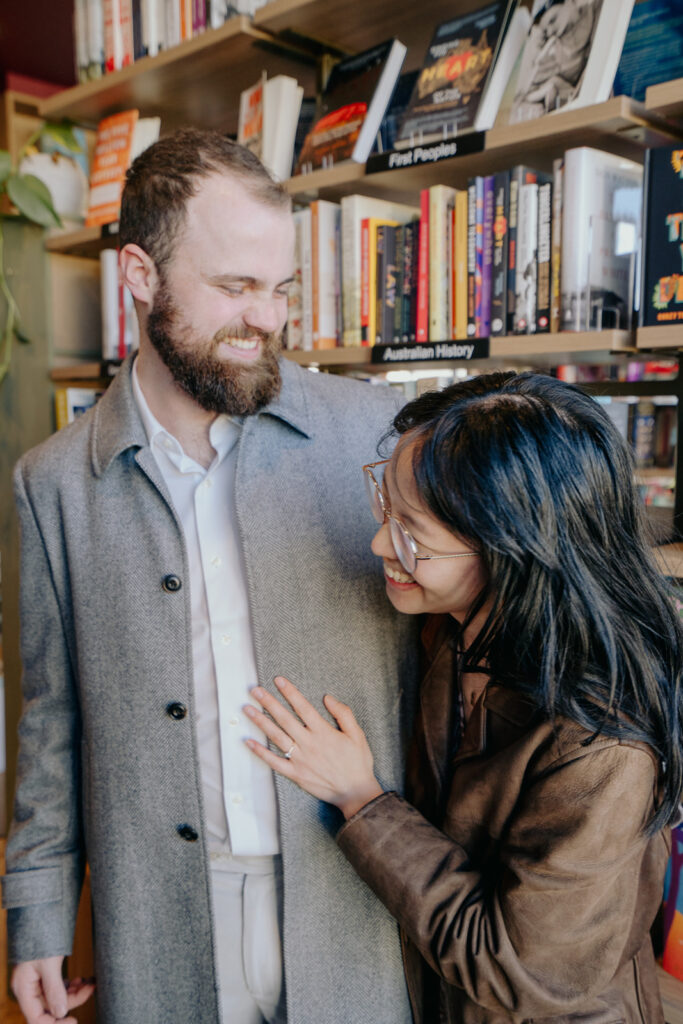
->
[361,217,399,345]
[497,0,636,126]
[514,181,539,333]
[340,194,419,346]
[613,0,683,103]
[85,111,161,226]
[429,184,457,341]
[640,146,683,328]
[295,39,407,173]
[237,73,265,158]
[474,0,533,130]
[416,190,430,342]
[550,156,564,333]
[480,174,495,337]
[490,170,510,336]
[474,176,485,336]
[536,178,553,332]
[396,1,514,147]
[311,200,341,349]
[55,387,105,430]
[506,165,540,333]
[455,189,469,340]
[262,75,304,182]
[467,180,477,337]
[561,147,642,331]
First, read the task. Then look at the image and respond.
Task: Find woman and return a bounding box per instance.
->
[244,371,683,1023]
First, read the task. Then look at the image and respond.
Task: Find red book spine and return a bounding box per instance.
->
[416,189,429,343]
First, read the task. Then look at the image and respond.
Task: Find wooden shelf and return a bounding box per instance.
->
[638,325,683,351]
[38,16,317,134]
[646,78,683,126]
[45,225,118,259]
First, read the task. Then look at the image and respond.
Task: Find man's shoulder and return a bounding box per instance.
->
[283,358,403,421]
[16,406,95,491]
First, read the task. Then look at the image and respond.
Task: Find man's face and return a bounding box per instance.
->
[145,172,295,416]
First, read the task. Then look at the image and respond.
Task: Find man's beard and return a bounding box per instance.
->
[146,279,283,416]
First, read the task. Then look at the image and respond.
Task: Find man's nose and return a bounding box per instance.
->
[244,294,282,335]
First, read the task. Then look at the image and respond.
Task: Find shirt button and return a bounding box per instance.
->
[177,824,198,842]
[228,716,239,726]
[221,634,232,646]
[211,556,222,568]
[162,437,174,451]
[166,702,187,720]
[162,574,182,593]
[231,794,243,806]
[204,477,214,488]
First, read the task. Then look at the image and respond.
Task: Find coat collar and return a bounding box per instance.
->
[91,353,313,477]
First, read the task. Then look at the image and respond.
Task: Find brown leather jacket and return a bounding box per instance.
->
[338,616,670,1023]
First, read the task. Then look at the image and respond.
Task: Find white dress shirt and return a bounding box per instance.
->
[132,360,280,856]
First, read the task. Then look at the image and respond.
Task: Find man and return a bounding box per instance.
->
[2,130,417,1024]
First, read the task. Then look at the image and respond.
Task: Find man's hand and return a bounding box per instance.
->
[11,956,95,1023]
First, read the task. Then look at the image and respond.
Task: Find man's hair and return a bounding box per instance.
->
[386,371,683,833]
[119,127,291,269]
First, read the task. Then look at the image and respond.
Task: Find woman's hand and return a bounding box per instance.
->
[244,676,384,819]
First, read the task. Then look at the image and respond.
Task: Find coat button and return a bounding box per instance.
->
[166,702,187,720]
[162,574,182,593]
[177,824,198,842]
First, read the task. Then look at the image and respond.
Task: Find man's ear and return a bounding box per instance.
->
[119,244,158,305]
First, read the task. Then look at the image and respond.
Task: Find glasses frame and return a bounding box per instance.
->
[362,460,479,575]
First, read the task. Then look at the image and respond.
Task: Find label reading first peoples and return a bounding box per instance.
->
[366,130,484,175]
[371,340,490,363]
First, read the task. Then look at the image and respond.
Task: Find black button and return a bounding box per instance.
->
[162,574,182,593]
[177,824,198,842]
[166,702,187,720]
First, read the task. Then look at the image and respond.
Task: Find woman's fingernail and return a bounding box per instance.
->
[274,677,286,688]
[252,686,265,698]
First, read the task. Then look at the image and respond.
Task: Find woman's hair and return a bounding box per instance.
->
[390,370,683,831]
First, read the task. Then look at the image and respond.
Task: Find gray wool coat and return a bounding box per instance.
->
[2,355,418,1024]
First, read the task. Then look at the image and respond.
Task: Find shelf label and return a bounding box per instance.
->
[366,132,485,174]
[370,339,490,364]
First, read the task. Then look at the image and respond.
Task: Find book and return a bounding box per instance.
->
[506,165,541,333]
[613,0,683,103]
[376,224,399,344]
[340,195,419,346]
[480,174,495,337]
[561,147,642,332]
[85,110,161,227]
[467,180,477,338]
[55,387,105,430]
[416,190,430,343]
[361,217,399,345]
[286,209,306,350]
[474,0,533,130]
[374,69,420,154]
[497,0,636,126]
[395,2,515,148]
[474,177,484,336]
[310,199,341,349]
[429,184,457,341]
[238,73,304,182]
[400,221,419,342]
[535,178,553,332]
[640,145,683,328]
[237,73,266,158]
[514,180,539,333]
[490,170,510,336]
[299,207,313,350]
[454,189,469,340]
[550,156,563,333]
[295,39,407,173]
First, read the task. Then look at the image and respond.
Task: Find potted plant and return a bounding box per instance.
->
[0,121,83,385]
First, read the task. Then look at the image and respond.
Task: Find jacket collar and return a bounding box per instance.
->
[91,353,312,477]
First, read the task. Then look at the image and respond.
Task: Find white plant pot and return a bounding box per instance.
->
[18,152,89,224]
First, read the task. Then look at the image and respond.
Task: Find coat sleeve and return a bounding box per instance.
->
[337,740,667,1018]
[1,459,85,963]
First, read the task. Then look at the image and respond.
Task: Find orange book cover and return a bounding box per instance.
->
[85,110,140,227]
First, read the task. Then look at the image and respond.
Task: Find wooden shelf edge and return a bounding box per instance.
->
[646,79,683,119]
[638,326,683,351]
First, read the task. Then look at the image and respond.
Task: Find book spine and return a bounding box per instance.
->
[480,175,495,338]
[455,190,468,341]
[450,203,457,341]
[360,217,370,345]
[300,208,313,350]
[342,200,362,346]
[100,249,120,360]
[369,222,383,346]
[474,176,484,338]
[314,201,341,349]
[311,201,321,347]
[75,0,90,82]
[429,186,452,342]
[490,171,510,336]
[103,0,123,72]
[132,0,146,60]
[536,179,553,333]
[120,0,135,66]
[550,158,563,334]
[409,220,420,343]
[416,189,429,343]
[383,225,398,345]
[86,0,105,77]
[514,182,539,334]
[467,180,477,338]
[375,225,386,344]
[286,210,305,350]
[393,225,405,344]
[55,388,70,431]
[401,221,417,342]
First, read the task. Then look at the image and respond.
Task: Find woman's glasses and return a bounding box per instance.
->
[362,460,478,576]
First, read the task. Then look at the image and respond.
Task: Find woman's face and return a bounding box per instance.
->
[370,442,490,627]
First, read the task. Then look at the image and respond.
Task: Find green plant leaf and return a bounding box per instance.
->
[41,122,82,153]
[0,150,11,185]
[6,173,62,227]
[13,325,31,344]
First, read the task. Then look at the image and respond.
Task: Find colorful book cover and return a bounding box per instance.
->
[416,190,430,342]
[480,174,495,338]
[467,180,477,338]
[613,0,683,103]
[550,157,564,334]
[474,176,485,337]
[506,165,539,334]
[361,217,399,345]
[640,145,683,328]
[393,225,405,343]
[379,224,399,345]
[295,39,407,173]
[455,189,469,340]
[396,1,513,146]
[490,170,510,336]
[514,181,539,333]
[85,111,160,226]
[536,179,553,333]
[401,220,419,342]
